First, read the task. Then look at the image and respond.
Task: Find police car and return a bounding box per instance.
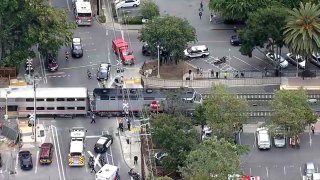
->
[94,134,113,153]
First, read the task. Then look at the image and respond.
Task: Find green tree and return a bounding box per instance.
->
[194,104,206,130]
[139,16,196,62]
[0,0,75,67]
[140,0,160,20]
[271,89,317,137]
[283,2,320,60]
[208,0,278,22]
[151,113,197,171]
[203,85,248,140]
[239,6,288,59]
[182,138,249,179]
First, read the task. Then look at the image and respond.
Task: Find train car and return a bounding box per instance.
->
[0,87,88,116]
[91,87,202,116]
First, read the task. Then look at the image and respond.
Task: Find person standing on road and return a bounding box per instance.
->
[119,118,124,132]
[90,165,96,173]
[210,12,213,22]
[134,156,138,165]
[91,113,96,124]
[199,11,202,20]
[127,118,131,131]
[200,1,203,10]
[311,125,315,134]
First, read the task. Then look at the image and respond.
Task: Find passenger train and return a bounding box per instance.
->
[0,87,202,117]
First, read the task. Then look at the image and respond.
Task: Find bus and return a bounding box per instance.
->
[73,0,93,26]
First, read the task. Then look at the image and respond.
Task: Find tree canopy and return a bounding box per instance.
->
[239,6,288,58]
[139,16,196,60]
[202,85,248,139]
[283,2,320,58]
[0,0,75,67]
[151,113,197,171]
[271,89,317,136]
[140,0,160,20]
[182,138,249,179]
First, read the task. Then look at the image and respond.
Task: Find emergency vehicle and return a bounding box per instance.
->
[72,0,93,26]
[95,164,120,180]
[112,38,135,65]
[68,127,87,166]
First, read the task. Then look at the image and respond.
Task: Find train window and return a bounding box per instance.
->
[129,95,138,100]
[144,97,155,100]
[110,96,116,100]
[47,107,55,110]
[77,98,85,101]
[36,107,45,110]
[67,98,75,101]
[26,98,34,102]
[26,107,34,110]
[37,99,45,101]
[146,89,153,93]
[101,96,109,100]
[57,107,65,110]
[77,107,85,110]
[57,98,65,101]
[46,98,54,102]
[67,107,75,110]
[118,96,123,100]
[16,98,24,102]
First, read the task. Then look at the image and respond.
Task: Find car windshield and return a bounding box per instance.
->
[274,134,284,139]
[122,51,130,56]
[73,45,82,50]
[187,48,193,53]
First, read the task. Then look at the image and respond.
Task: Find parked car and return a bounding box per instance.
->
[94,134,113,153]
[273,133,286,148]
[230,35,242,46]
[311,52,320,68]
[112,38,135,65]
[97,63,111,81]
[19,151,33,170]
[265,52,289,68]
[304,162,316,178]
[256,127,271,150]
[39,143,54,165]
[71,37,83,58]
[286,53,306,69]
[184,45,210,59]
[46,54,59,72]
[202,126,214,141]
[115,0,140,9]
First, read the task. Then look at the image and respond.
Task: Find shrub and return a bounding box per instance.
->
[121,16,143,25]
[98,15,106,23]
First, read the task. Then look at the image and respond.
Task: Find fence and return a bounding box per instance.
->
[141,77,282,88]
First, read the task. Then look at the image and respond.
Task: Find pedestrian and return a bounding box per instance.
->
[134,156,138,165]
[224,71,227,79]
[311,125,315,134]
[200,1,203,10]
[119,118,124,132]
[65,50,69,61]
[210,12,213,22]
[199,11,202,20]
[91,113,96,124]
[215,72,219,78]
[91,166,96,173]
[127,120,131,131]
[239,124,243,132]
[211,69,214,78]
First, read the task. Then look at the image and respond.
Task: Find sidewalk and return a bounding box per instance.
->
[117,118,142,176]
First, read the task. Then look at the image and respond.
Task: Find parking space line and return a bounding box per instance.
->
[233,56,260,71]
[53,125,66,180]
[35,150,39,174]
[266,166,269,178]
[284,166,286,175]
[51,126,62,180]
[300,166,302,177]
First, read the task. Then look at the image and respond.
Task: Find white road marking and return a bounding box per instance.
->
[233,56,260,71]
[66,0,70,11]
[85,49,97,52]
[51,125,62,180]
[109,145,114,166]
[53,125,66,180]
[38,49,47,84]
[310,131,312,147]
[253,131,256,147]
[266,166,269,178]
[249,167,252,175]
[300,166,302,177]
[87,151,102,168]
[15,152,19,173]
[284,166,286,175]
[35,150,39,174]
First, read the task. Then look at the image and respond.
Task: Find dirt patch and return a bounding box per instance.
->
[141,61,196,80]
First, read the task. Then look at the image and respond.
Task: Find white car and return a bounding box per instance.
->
[266,52,289,68]
[184,45,210,59]
[115,0,140,9]
[256,127,271,150]
[286,53,306,69]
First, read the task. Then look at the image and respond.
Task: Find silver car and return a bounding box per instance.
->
[273,133,286,148]
[266,52,289,68]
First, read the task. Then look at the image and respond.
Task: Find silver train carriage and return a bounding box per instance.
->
[0,87,88,116]
[91,88,203,116]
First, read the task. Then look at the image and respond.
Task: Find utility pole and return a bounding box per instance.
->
[33,78,37,143]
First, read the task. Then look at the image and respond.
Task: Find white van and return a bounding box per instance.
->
[95,164,119,180]
[184,45,210,58]
[256,127,271,150]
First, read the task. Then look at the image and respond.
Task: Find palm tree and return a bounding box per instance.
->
[283,2,320,60]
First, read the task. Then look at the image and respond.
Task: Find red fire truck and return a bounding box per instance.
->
[112,38,135,65]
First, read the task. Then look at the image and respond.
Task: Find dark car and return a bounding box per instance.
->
[19,151,33,170]
[142,43,151,56]
[71,37,83,58]
[94,134,113,153]
[97,63,111,81]
[46,54,59,72]
[230,35,242,46]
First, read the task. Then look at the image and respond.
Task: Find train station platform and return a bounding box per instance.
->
[281,77,320,90]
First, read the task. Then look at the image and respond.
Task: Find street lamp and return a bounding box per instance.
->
[157,45,160,78]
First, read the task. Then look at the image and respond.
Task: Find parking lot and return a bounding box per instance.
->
[240,132,320,180]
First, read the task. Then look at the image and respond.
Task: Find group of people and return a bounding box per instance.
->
[118,117,131,132]
[88,155,106,173]
[198,1,216,22]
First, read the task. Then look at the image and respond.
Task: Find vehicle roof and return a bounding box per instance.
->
[97,137,108,144]
[75,2,92,13]
[70,141,84,153]
[113,38,128,45]
[0,87,87,99]
[40,143,52,157]
[96,164,118,178]
[100,63,111,68]
[189,45,208,51]
[73,37,81,44]
[306,162,315,169]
